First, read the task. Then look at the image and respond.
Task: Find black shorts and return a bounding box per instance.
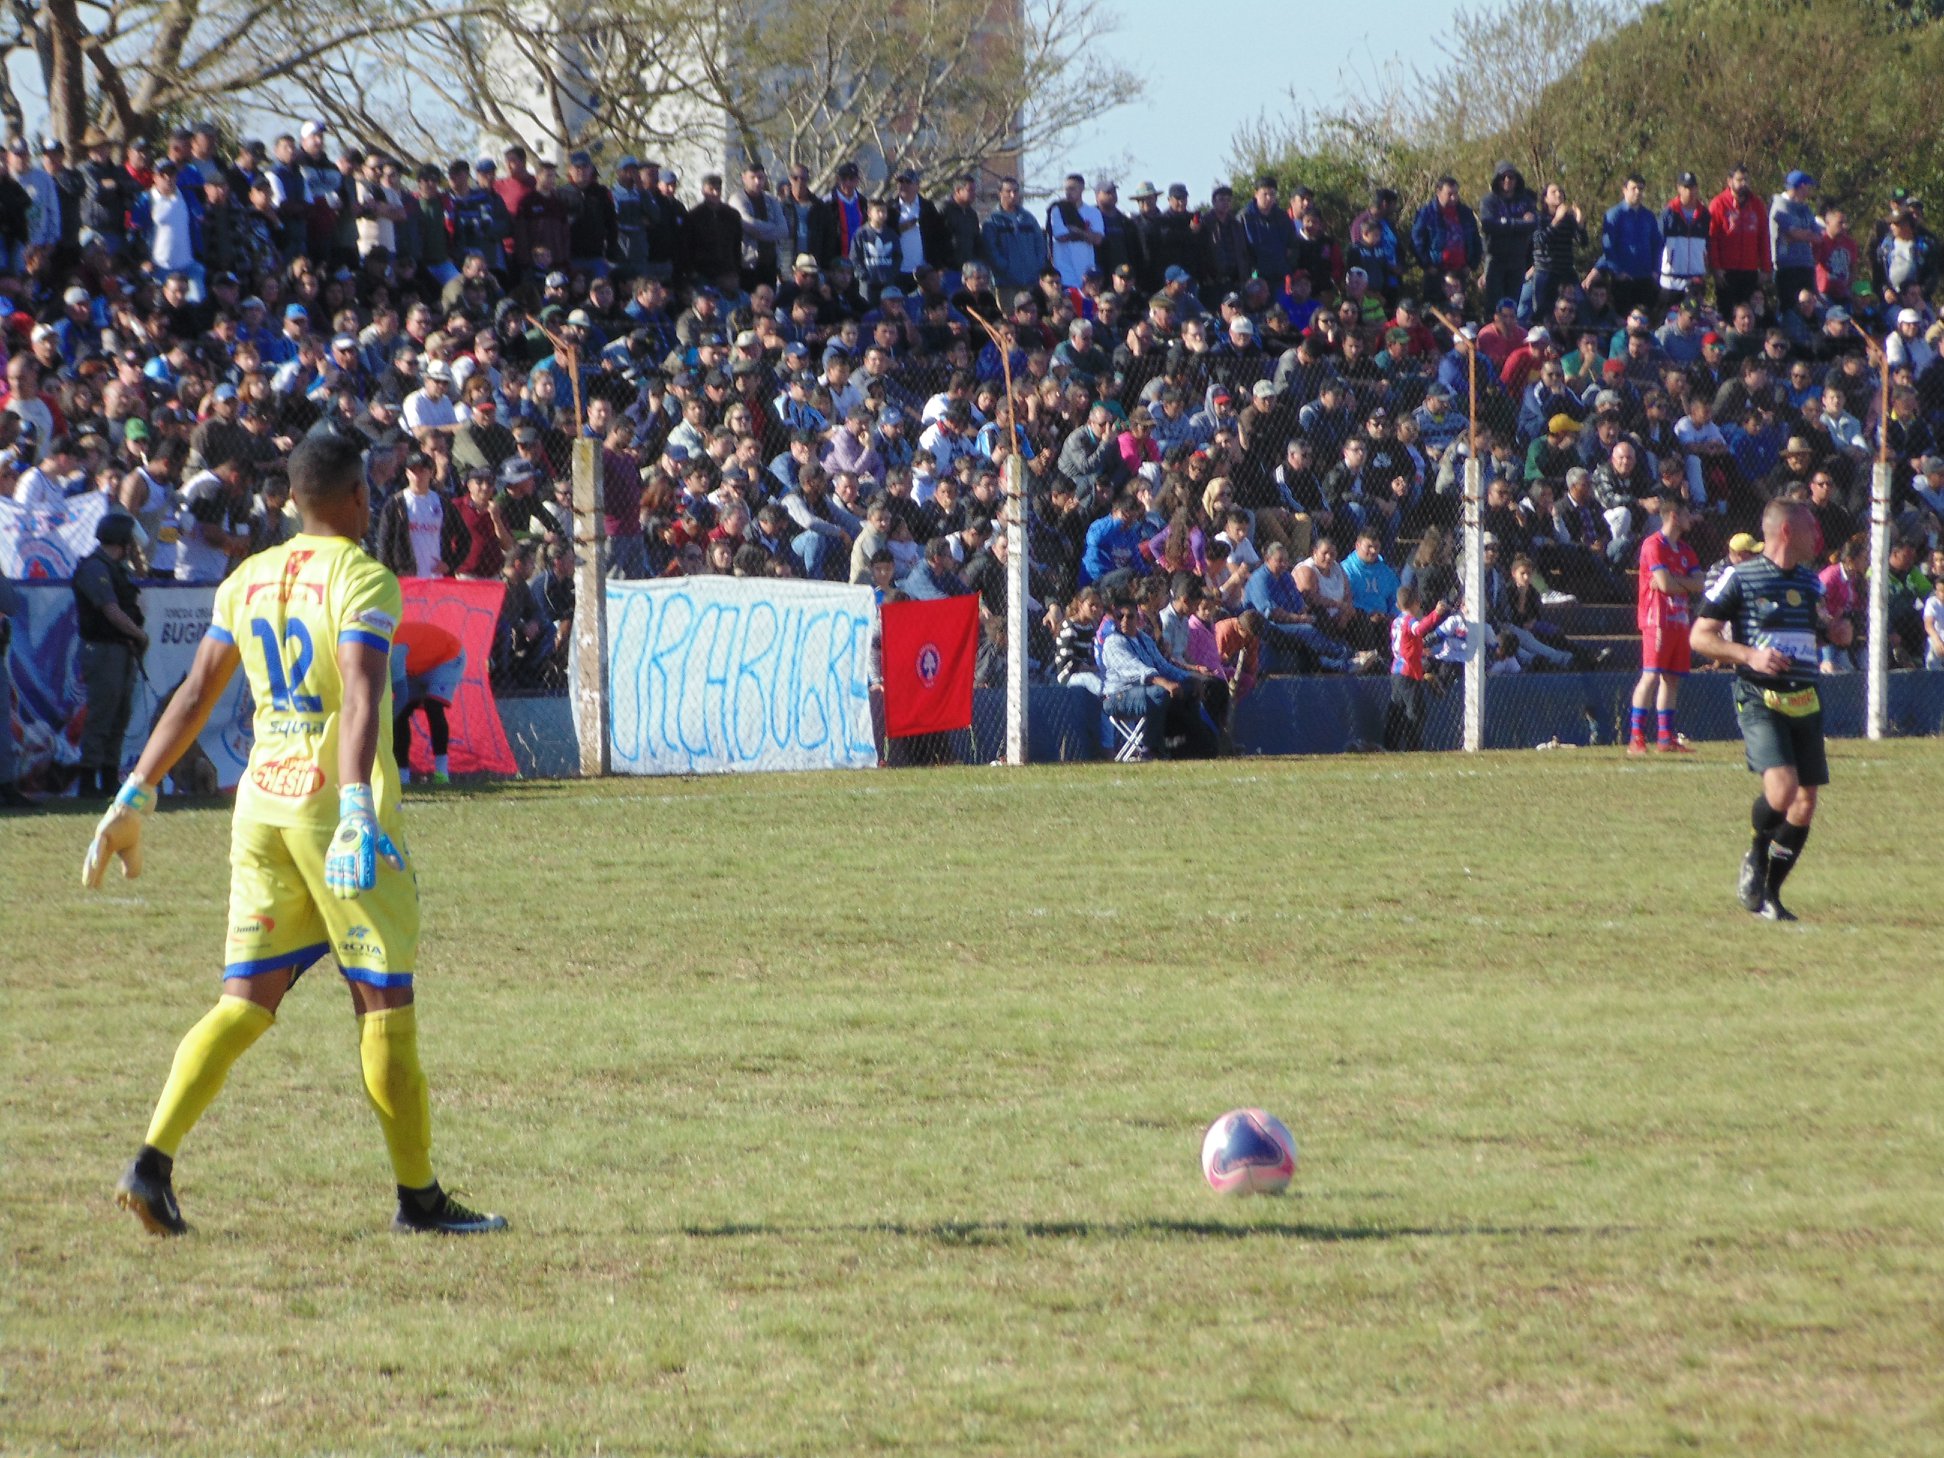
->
[1734,679,1829,787]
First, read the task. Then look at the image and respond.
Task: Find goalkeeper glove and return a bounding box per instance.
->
[325,783,404,899]
[82,777,156,890]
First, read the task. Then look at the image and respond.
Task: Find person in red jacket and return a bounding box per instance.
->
[1385,581,1451,751]
[1708,164,1772,314]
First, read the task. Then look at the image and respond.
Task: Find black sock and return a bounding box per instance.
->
[1751,796,1786,860]
[1765,821,1810,899]
[133,1144,173,1183]
[399,1182,442,1213]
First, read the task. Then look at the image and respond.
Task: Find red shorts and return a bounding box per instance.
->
[1641,625,1691,675]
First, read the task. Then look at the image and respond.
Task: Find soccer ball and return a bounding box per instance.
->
[1200,1108,1298,1195]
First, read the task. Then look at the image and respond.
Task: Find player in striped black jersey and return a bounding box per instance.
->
[1691,499,1850,922]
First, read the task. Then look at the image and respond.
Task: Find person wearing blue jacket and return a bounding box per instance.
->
[1079,493,1151,587]
[1597,175,1664,316]
[1242,175,1298,287]
[1409,177,1482,304]
[979,176,1047,300]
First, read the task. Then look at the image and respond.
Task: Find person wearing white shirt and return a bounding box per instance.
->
[145,162,201,295]
[1045,173,1104,290]
[1885,307,1937,377]
[402,361,460,434]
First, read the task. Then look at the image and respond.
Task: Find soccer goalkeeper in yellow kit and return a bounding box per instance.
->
[84,434,504,1236]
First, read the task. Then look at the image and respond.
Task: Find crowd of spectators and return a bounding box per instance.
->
[1,119,1942,748]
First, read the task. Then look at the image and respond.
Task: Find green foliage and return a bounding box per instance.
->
[1234,0,1944,226]
[6,746,1944,1454]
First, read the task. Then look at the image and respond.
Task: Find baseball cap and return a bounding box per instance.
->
[1230,317,1257,336]
[212,383,239,401]
[331,334,357,351]
[1677,171,1698,187]
[62,286,90,306]
[299,119,326,140]
[568,150,592,168]
[123,419,151,442]
[1167,183,1188,200]
[424,360,453,381]
[498,458,538,485]
[284,303,308,320]
[1163,265,1191,284]
[545,271,569,288]
[1785,169,1816,189]
[1728,532,1762,553]
[1702,330,1723,345]
[1826,305,1851,324]
[1251,379,1277,398]
[566,308,591,326]
[1898,307,1923,325]
[617,156,640,170]
[792,253,820,272]
[1548,413,1581,435]
[880,286,905,301]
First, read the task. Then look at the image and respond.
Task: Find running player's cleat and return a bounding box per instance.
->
[432,770,451,785]
[115,1160,189,1236]
[1658,737,1696,754]
[1625,738,1649,757]
[392,1186,507,1235]
[1738,847,1766,913]
[1755,896,1798,923]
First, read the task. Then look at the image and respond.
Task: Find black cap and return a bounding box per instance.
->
[1678,171,1698,187]
[96,513,136,547]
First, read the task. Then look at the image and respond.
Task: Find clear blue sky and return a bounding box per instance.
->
[1053,0,1473,194]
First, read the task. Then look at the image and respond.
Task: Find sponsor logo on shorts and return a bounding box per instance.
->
[250,758,325,798]
[230,914,276,937]
[338,927,385,962]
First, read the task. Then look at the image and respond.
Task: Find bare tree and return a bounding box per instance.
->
[280,0,1133,189]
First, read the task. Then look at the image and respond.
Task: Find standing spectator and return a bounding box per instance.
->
[1708,163,1772,312]
[1094,180,1134,281]
[1813,200,1860,303]
[139,160,200,297]
[1597,174,1664,314]
[79,132,130,258]
[1045,173,1103,290]
[1480,161,1539,317]
[731,161,788,290]
[981,176,1045,302]
[1659,170,1709,301]
[173,456,254,583]
[452,465,513,579]
[1409,176,1481,305]
[1197,184,1249,301]
[376,448,465,577]
[1528,183,1585,325]
[1874,209,1937,306]
[807,159,863,267]
[70,514,147,799]
[14,137,59,253]
[937,174,984,292]
[1627,494,1704,754]
[610,158,652,278]
[891,169,947,288]
[1384,581,1451,751]
[1242,175,1297,288]
[1769,170,1822,306]
[563,150,617,277]
[683,173,744,294]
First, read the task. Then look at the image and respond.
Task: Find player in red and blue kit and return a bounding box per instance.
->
[1628,494,1704,754]
[1384,582,1450,752]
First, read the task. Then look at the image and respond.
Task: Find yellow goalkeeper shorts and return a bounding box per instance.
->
[222,816,420,989]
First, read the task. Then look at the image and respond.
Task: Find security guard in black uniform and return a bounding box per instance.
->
[72,513,148,799]
[1691,498,1844,922]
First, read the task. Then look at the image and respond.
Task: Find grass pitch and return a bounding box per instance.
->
[4,743,1943,1456]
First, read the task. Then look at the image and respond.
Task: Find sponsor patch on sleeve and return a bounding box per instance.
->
[356,608,397,635]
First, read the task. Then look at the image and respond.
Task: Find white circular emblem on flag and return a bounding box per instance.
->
[916,643,941,686]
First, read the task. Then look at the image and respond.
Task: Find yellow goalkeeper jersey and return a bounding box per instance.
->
[208,533,403,831]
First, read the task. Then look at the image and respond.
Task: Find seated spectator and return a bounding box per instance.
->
[1098,593,1217,759]
[1242,540,1370,674]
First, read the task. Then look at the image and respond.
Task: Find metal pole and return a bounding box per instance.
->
[1463,456,1485,752]
[1005,454,1029,766]
[1430,307,1487,754]
[571,437,610,776]
[1855,320,1892,740]
[1867,461,1891,740]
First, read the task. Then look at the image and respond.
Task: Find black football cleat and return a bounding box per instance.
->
[1738,848,1766,914]
[1755,897,1798,923]
[115,1159,190,1236]
[392,1185,508,1235]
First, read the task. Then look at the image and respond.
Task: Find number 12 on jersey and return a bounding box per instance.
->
[249,617,323,712]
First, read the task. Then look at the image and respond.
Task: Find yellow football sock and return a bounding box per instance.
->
[359,1005,435,1189]
[144,994,275,1157]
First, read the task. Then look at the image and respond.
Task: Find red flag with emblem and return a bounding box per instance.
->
[880,594,979,738]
